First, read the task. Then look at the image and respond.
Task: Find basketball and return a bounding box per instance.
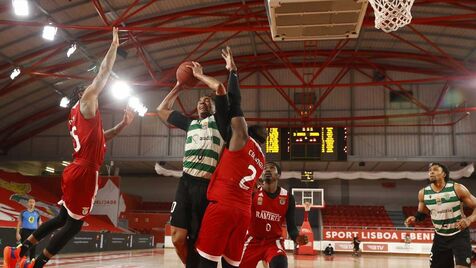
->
[176,61,199,87]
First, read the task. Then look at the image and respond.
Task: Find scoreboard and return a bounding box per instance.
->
[266,127,347,161]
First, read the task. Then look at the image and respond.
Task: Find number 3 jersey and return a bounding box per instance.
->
[207,137,265,212]
[68,102,106,167]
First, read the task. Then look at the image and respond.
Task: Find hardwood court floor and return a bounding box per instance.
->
[1,248,474,267]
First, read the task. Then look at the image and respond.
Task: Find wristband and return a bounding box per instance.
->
[415,212,426,222]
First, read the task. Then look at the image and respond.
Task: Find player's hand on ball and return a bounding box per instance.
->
[221,46,237,72]
[456,218,470,230]
[404,216,416,227]
[188,61,203,77]
[296,235,308,245]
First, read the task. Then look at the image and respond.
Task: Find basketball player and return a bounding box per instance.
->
[156,63,229,267]
[195,46,267,268]
[16,198,42,261]
[3,27,135,268]
[405,163,476,268]
[240,162,308,268]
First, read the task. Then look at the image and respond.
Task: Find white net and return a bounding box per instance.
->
[303,202,312,212]
[368,0,415,33]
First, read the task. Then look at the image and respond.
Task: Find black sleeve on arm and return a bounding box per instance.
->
[228,70,244,118]
[286,193,300,242]
[214,94,231,143]
[167,111,192,131]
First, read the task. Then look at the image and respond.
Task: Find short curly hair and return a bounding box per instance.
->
[266,161,281,175]
[429,162,450,182]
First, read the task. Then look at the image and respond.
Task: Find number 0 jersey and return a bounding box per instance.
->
[207,138,265,212]
[248,187,289,240]
[68,101,106,168]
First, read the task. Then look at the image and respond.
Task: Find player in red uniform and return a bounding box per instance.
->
[240,162,308,268]
[195,47,267,268]
[3,28,134,268]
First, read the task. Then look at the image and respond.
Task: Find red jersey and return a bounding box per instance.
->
[248,187,289,240]
[207,138,265,212]
[68,102,106,168]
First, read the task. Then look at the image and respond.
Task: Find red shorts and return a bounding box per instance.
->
[196,202,251,266]
[58,163,99,220]
[240,236,286,267]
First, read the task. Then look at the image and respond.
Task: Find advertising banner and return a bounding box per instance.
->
[0,228,153,257]
[91,178,125,226]
[323,228,434,243]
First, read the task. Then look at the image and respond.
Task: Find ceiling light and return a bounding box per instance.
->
[66,43,77,58]
[111,80,131,100]
[128,96,148,117]
[61,161,70,166]
[10,68,20,80]
[128,96,140,107]
[45,166,55,173]
[87,63,97,73]
[42,23,57,41]
[59,96,70,108]
[12,0,29,17]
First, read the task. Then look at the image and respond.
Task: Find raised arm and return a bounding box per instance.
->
[156,82,191,131]
[221,47,248,151]
[188,61,230,140]
[189,62,226,95]
[455,183,476,230]
[156,82,182,123]
[80,27,120,119]
[222,46,240,115]
[104,106,135,141]
[405,188,430,226]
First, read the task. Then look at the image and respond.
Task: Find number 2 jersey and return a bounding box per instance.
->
[68,101,106,167]
[207,137,265,212]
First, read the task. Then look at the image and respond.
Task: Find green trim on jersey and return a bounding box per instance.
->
[424,181,463,236]
[183,161,216,174]
[184,149,219,161]
[182,115,224,179]
[424,196,460,205]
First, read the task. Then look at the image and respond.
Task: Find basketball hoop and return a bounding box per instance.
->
[368,0,415,33]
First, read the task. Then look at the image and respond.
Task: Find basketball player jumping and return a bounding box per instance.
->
[156,62,229,267]
[195,46,267,268]
[405,163,476,268]
[3,28,135,268]
[240,162,308,268]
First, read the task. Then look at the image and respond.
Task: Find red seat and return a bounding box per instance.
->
[322,205,393,227]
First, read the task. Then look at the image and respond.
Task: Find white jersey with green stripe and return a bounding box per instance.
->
[424,181,463,236]
[183,115,224,179]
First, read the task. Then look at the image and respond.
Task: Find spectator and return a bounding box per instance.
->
[352,236,361,257]
[324,244,334,256]
[404,234,411,249]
